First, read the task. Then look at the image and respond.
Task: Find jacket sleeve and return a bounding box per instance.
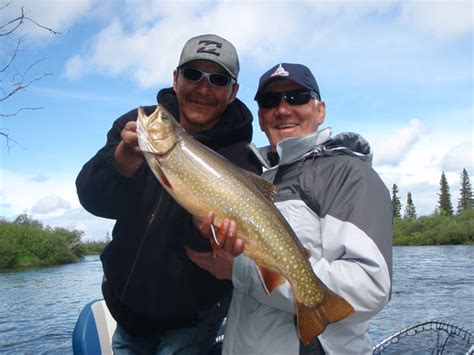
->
[75,108,150,219]
[308,157,392,323]
[232,157,392,322]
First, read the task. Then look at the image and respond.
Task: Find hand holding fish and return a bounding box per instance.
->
[193,211,244,257]
[114,121,145,176]
[187,211,244,280]
[137,105,355,344]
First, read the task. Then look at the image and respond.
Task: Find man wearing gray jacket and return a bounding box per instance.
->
[187,63,392,354]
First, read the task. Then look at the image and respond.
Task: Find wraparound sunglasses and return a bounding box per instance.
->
[179,67,235,87]
[257,89,319,109]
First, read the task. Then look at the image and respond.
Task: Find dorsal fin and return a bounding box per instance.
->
[244,171,276,202]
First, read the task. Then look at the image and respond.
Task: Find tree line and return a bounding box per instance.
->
[0,215,110,270]
[390,168,473,245]
[1,169,472,269]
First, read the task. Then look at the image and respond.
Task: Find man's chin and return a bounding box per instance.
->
[183,115,219,131]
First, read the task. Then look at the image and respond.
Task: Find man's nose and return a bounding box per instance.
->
[275,99,292,116]
[195,76,212,93]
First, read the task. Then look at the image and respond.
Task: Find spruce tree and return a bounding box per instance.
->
[457,168,473,214]
[391,184,402,219]
[404,192,417,219]
[436,171,453,215]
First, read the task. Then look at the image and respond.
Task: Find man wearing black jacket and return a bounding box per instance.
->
[76,34,261,354]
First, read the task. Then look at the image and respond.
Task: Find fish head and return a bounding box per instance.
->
[137,105,180,156]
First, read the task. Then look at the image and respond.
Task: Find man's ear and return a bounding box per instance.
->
[317,101,326,125]
[172,70,178,92]
[258,112,265,132]
[228,83,239,104]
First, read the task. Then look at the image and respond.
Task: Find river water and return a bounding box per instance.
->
[0,246,473,354]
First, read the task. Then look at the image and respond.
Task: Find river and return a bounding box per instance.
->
[0,245,473,353]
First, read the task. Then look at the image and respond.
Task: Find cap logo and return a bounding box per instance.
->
[270,64,289,77]
[197,40,222,57]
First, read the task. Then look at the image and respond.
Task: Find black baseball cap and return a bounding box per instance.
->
[254,63,320,100]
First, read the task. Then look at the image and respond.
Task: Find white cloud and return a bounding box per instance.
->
[41,208,114,242]
[64,55,85,80]
[399,1,473,40]
[441,142,474,173]
[372,119,423,166]
[31,195,71,214]
[61,1,472,87]
[1,0,95,40]
[370,115,472,216]
[28,174,48,183]
[0,169,79,217]
[0,169,113,241]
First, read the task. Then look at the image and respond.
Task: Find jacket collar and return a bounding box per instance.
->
[250,127,373,172]
[249,128,332,169]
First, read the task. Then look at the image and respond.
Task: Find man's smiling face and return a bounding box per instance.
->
[258,79,325,151]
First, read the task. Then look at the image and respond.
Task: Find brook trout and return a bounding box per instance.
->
[136,105,354,344]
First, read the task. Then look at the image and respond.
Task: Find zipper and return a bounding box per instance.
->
[120,187,164,301]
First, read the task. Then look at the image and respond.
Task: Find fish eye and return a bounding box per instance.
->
[161,113,170,121]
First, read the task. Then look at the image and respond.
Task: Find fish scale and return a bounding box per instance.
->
[136,105,355,345]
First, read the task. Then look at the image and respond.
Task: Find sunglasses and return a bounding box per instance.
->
[179,67,235,87]
[257,89,319,109]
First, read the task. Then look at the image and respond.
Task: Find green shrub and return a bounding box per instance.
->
[0,216,86,269]
[393,210,474,245]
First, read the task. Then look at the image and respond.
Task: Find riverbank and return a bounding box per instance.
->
[1,210,473,270]
[0,216,109,270]
[393,209,473,246]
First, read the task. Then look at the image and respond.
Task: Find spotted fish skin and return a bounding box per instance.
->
[136,105,355,345]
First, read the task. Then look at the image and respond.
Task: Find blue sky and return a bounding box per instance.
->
[1,0,472,241]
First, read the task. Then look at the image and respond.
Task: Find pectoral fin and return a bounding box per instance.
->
[256,264,286,295]
[147,155,172,189]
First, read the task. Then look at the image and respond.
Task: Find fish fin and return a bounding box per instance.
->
[244,171,277,202]
[146,154,173,189]
[295,287,355,345]
[304,248,312,259]
[256,264,286,295]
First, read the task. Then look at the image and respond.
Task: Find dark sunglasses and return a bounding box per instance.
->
[257,89,319,109]
[179,67,235,87]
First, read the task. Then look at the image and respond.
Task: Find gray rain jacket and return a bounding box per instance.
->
[223,128,393,355]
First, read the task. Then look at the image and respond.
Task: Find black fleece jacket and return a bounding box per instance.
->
[76,88,261,336]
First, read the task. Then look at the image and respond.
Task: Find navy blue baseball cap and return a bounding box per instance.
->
[254,63,320,100]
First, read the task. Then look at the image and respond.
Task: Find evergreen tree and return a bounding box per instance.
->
[391,184,402,219]
[457,168,473,214]
[436,171,453,215]
[404,192,417,219]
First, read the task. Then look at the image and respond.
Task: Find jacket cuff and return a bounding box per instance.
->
[104,145,142,181]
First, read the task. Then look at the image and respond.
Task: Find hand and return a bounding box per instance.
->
[193,211,244,256]
[186,246,235,280]
[187,211,245,280]
[114,121,144,176]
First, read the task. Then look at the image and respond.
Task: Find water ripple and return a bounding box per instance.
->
[0,248,473,352]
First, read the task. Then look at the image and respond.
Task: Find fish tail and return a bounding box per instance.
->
[296,287,355,345]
